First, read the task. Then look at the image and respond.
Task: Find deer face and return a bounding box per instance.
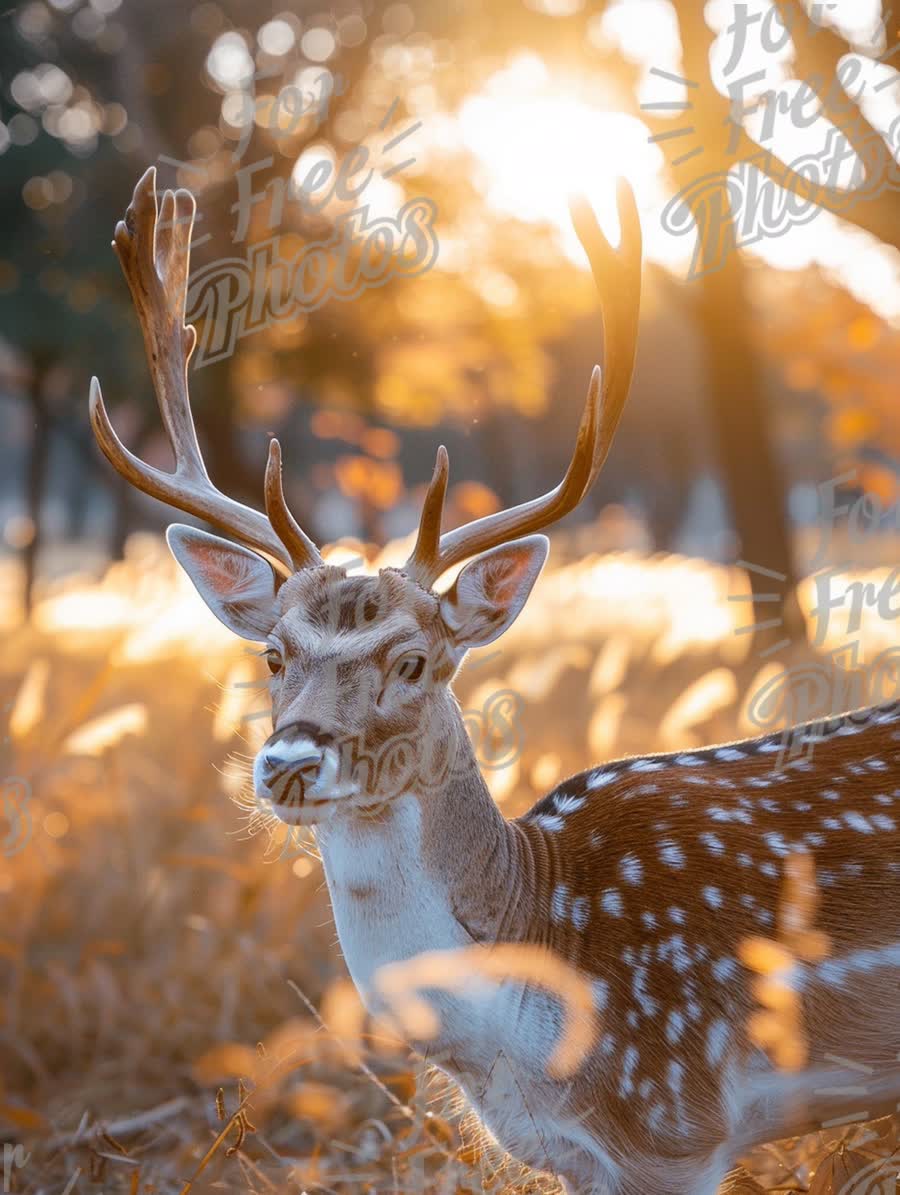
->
[167,525,548,825]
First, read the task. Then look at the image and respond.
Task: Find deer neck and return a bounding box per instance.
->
[314,731,539,998]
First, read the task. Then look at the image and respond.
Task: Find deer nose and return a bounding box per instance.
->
[260,745,321,778]
[257,740,325,804]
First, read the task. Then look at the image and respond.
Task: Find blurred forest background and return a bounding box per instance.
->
[2,0,900,616]
[2,0,900,1191]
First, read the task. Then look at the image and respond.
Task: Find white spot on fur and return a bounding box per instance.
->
[712,958,737,982]
[817,943,900,984]
[659,840,686,869]
[763,832,790,856]
[619,853,644,885]
[571,896,590,931]
[716,747,745,762]
[550,885,569,924]
[844,812,873,833]
[658,934,692,973]
[630,758,665,773]
[648,1102,667,1130]
[588,770,618,788]
[553,794,586,815]
[533,813,564,832]
[601,888,624,917]
[666,1010,685,1043]
[632,965,659,1017]
[709,806,753,824]
[699,832,725,856]
[706,1019,729,1065]
[619,1045,640,1096]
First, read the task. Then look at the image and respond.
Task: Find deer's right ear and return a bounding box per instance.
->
[439,535,548,650]
[166,525,279,641]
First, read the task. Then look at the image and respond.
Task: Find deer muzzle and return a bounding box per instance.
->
[254,721,357,823]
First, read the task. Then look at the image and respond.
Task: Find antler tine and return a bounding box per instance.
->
[404,446,449,585]
[404,178,642,589]
[90,167,319,579]
[569,178,642,491]
[112,166,206,483]
[264,439,323,571]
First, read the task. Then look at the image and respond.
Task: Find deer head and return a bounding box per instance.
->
[90,167,642,826]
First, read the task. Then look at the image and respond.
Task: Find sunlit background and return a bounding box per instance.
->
[1,0,900,1190]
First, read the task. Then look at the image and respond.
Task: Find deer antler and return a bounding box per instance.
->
[403,179,642,588]
[89,167,322,579]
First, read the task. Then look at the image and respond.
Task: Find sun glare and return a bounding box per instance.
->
[453,53,688,271]
[441,5,900,321]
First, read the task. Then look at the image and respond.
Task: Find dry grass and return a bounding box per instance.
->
[0,532,897,1193]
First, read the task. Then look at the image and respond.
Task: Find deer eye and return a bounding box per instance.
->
[395,653,426,683]
[265,648,283,676]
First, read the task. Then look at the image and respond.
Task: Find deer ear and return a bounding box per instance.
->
[166,525,279,641]
[439,535,548,649]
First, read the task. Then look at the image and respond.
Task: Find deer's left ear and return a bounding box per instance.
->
[439,535,548,649]
[167,524,279,641]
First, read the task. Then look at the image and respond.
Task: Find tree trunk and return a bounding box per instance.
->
[672,1,801,639]
[693,250,802,636]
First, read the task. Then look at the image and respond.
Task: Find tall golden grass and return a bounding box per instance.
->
[0,531,896,1192]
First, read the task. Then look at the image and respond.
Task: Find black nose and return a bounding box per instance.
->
[257,722,333,803]
[259,745,321,779]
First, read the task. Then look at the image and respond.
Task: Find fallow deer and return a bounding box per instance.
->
[90,168,899,1194]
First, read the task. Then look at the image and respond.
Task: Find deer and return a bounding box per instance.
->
[90,167,899,1195]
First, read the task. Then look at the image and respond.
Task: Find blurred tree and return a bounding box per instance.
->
[2,0,899,634]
